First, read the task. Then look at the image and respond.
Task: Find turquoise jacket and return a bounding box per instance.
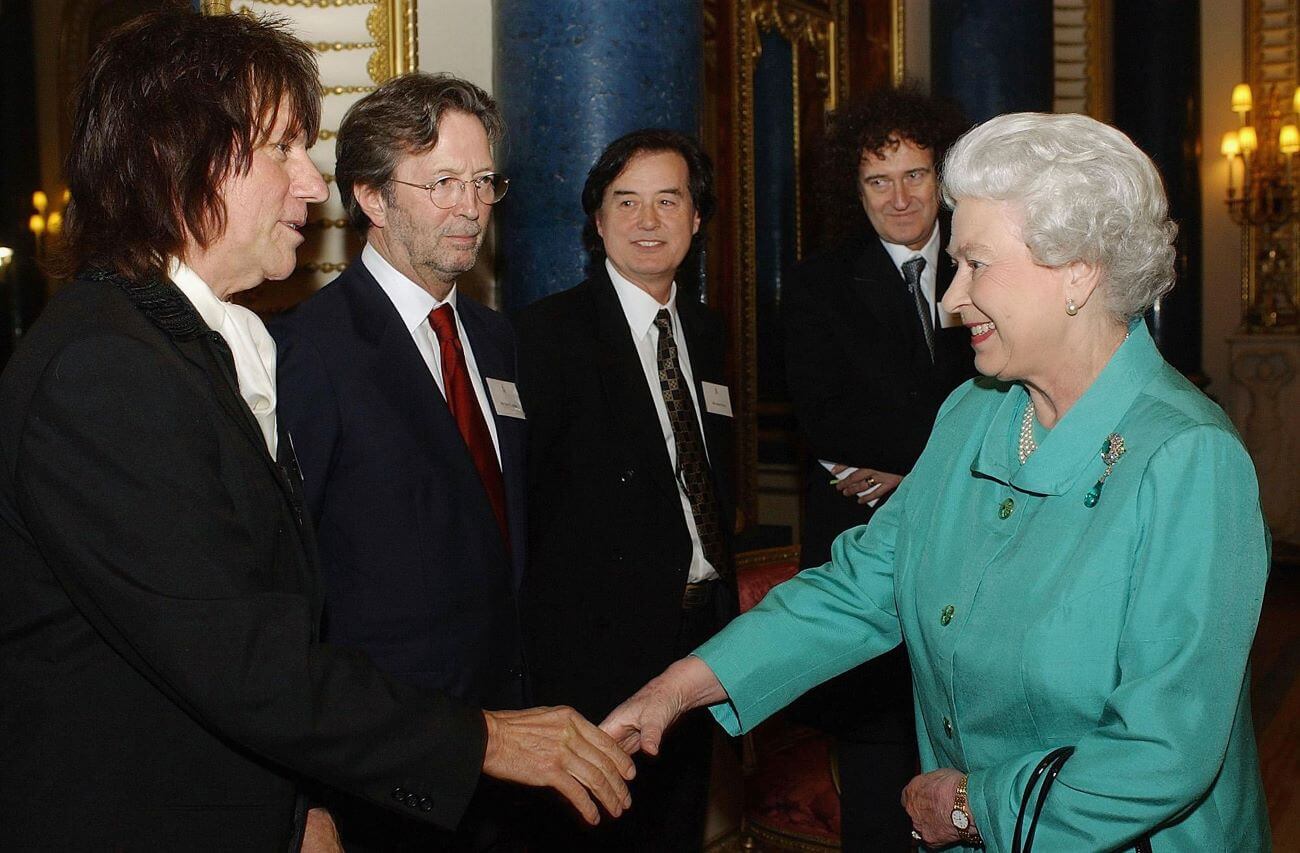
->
[697,323,1271,851]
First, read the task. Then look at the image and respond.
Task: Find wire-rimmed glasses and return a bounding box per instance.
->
[388,173,510,209]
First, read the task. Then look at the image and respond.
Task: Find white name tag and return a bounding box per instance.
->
[701,382,733,417]
[486,378,526,419]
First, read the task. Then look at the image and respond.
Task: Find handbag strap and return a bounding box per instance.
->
[1012,746,1153,853]
[1008,748,1071,853]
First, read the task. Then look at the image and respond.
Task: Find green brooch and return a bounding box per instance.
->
[1084,433,1126,507]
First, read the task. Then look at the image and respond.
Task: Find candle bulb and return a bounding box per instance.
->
[1280,124,1299,154]
[1222,131,1240,196]
[1238,125,1258,156]
[1232,83,1253,114]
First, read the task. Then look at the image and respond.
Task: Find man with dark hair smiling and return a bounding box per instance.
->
[515,129,736,851]
[782,84,974,850]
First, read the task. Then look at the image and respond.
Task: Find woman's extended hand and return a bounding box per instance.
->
[600,656,727,756]
[902,768,968,848]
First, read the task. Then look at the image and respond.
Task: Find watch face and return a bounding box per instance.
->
[951,808,970,830]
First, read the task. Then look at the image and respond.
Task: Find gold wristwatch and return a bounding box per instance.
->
[950,775,982,845]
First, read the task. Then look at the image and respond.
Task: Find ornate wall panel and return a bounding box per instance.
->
[203,0,418,313]
[1052,0,1111,119]
[1240,0,1300,328]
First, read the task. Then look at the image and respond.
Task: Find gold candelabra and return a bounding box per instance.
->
[1222,83,1300,330]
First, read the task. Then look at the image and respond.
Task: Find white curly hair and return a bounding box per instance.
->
[941,112,1177,323]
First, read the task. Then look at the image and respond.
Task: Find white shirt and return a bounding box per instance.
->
[880,220,941,322]
[362,243,502,465]
[607,259,720,584]
[168,259,279,458]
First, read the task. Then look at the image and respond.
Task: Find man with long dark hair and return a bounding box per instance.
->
[516,129,736,851]
[0,12,631,850]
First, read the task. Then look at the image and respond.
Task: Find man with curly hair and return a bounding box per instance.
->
[782,85,974,850]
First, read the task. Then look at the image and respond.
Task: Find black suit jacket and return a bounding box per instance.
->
[271,261,526,712]
[784,226,975,570]
[0,273,485,850]
[514,271,737,721]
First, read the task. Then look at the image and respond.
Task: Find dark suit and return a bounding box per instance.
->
[270,259,527,849]
[515,269,737,851]
[782,226,975,850]
[0,272,485,851]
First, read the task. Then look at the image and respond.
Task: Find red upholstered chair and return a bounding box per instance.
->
[733,546,842,851]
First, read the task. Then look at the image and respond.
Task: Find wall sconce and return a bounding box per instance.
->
[29,189,68,264]
[1224,82,1300,330]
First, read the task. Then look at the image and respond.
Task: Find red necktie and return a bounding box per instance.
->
[428,304,510,549]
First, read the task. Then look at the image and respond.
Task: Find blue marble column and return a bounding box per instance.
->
[494,1,701,312]
[931,0,1053,123]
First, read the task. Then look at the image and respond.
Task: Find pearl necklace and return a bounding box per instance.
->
[1018,399,1037,464]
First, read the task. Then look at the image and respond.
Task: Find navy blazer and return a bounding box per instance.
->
[271,260,526,711]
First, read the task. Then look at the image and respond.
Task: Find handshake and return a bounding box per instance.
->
[481,656,726,824]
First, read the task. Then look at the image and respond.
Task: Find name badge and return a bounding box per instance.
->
[701,382,733,417]
[486,378,526,419]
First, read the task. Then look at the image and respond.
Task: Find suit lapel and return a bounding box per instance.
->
[106,271,310,528]
[587,274,680,502]
[675,298,724,464]
[342,264,457,450]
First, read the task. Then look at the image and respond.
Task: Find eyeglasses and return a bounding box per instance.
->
[388,173,510,209]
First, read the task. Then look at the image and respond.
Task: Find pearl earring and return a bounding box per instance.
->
[1065,298,1079,316]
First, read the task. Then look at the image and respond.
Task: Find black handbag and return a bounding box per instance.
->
[1011,747,1152,853]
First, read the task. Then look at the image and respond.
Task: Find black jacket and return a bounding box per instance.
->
[783,227,976,568]
[0,273,484,850]
[514,270,737,721]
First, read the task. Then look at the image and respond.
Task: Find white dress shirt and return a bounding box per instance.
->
[607,259,720,583]
[362,243,502,465]
[168,259,279,458]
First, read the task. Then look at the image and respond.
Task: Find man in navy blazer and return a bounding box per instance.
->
[271,73,528,851]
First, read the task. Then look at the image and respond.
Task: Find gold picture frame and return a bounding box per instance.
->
[202,0,418,85]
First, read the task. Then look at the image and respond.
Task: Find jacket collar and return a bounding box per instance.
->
[970,320,1159,496]
[88,267,208,341]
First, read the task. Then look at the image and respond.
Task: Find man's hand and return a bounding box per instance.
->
[829,463,903,504]
[600,656,727,757]
[481,706,635,826]
[301,807,343,853]
[902,768,967,848]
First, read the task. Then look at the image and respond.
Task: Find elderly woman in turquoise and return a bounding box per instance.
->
[602,112,1271,851]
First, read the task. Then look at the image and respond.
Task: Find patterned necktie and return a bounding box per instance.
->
[653,309,727,580]
[903,256,936,362]
[428,304,510,549]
